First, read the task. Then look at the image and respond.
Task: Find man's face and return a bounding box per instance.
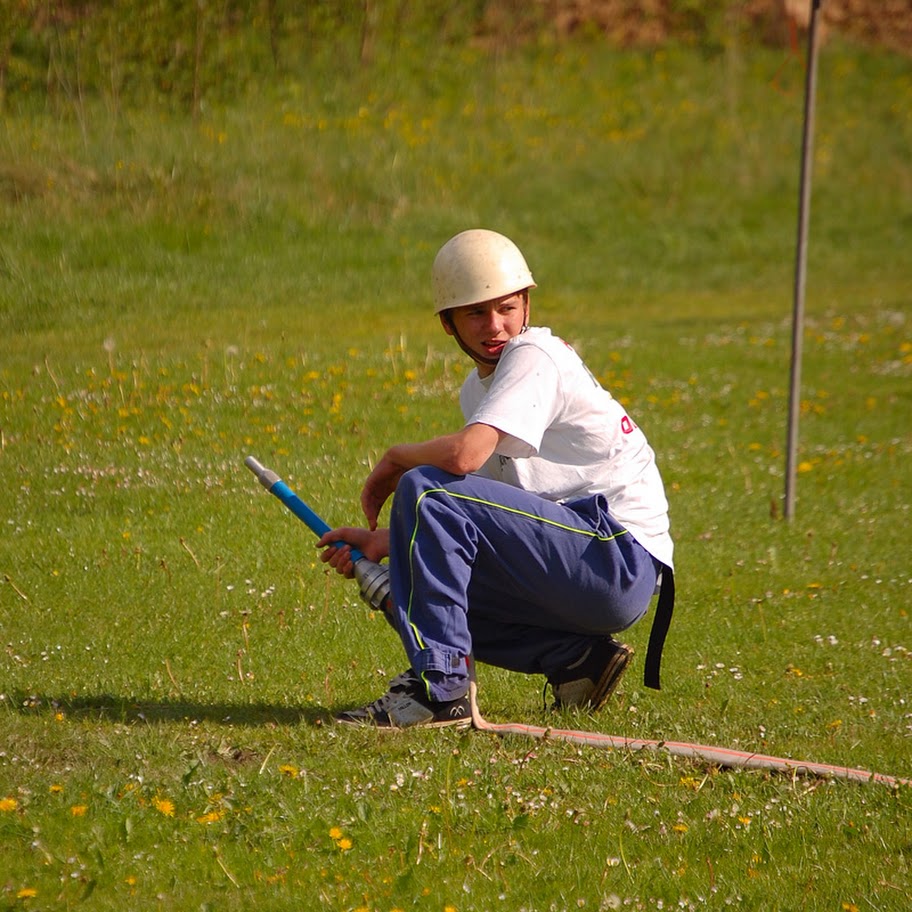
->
[440,292,528,376]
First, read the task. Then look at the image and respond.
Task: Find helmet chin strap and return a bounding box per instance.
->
[451,327,500,368]
[444,297,530,370]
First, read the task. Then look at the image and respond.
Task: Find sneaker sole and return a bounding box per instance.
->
[333,714,472,731]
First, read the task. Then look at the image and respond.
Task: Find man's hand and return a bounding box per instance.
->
[360,451,408,529]
[316,527,390,578]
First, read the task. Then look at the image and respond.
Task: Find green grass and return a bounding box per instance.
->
[1,32,911,912]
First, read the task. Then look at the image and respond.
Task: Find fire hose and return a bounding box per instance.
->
[245,456,910,790]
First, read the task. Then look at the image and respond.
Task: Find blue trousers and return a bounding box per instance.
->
[386,466,659,702]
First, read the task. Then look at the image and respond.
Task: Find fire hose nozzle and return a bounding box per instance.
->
[245,455,386,611]
[244,455,280,490]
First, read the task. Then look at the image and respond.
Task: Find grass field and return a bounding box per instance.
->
[1,27,911,912]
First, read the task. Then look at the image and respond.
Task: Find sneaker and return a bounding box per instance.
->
[335,670,471,729]
[548,639,633,710]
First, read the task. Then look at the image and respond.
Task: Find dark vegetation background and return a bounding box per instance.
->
[2,0,909,117]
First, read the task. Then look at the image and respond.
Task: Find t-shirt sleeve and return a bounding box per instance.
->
[466,342,562,458]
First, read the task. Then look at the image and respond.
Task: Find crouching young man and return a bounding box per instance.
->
[318,229,674,728]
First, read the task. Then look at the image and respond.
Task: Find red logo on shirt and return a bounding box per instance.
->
[621,416,637,434]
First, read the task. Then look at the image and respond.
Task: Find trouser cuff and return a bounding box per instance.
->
[412,648,468,702]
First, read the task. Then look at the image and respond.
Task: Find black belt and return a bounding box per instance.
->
[644,565,674,690]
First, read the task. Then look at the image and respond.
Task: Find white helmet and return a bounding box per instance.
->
[432,229,536,315]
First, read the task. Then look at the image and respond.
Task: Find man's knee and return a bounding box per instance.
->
[396,465,460,501]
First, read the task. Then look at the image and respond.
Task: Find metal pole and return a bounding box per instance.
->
[784,0,823,520]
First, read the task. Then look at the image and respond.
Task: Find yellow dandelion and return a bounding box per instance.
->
[278,764,298,779]
[152,797,175,817]
[49,784,63,794]
[337,838,352,851]
[0,797,18,813]
[328,826,343,840]
[16,888,38,899]
[70,804,88,817]
[196,811,222,825]
[672,823,689,834]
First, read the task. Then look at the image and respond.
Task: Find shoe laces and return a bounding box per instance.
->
[364,670,421,714]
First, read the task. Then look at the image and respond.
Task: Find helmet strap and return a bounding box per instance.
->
[441,292,530,369]
[442,314,501,368]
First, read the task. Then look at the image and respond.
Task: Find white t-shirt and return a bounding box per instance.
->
[460,327,674,568]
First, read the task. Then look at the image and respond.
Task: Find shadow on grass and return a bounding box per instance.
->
[7,691,328,727]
